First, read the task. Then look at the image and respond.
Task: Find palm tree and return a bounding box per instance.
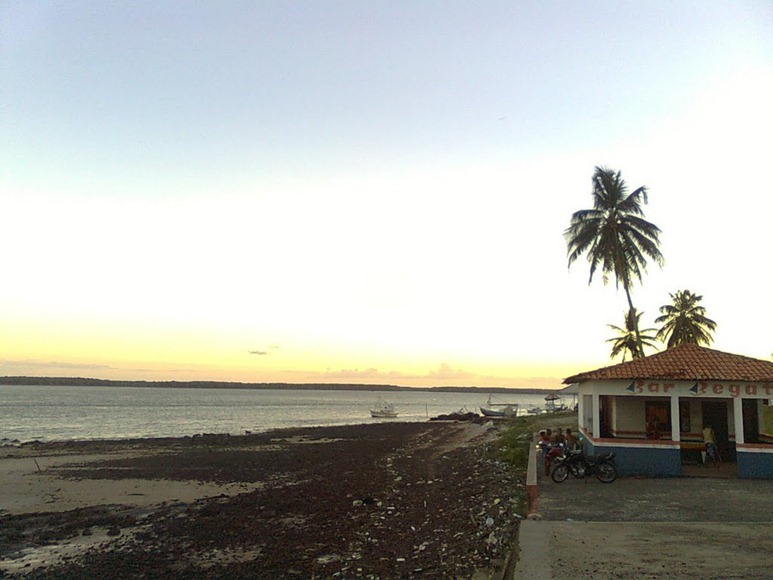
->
[565,166,664,357]
[607,309,659,362]
[655,290,717,348]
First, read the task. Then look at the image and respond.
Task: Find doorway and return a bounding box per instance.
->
[600,395,613,438]
[742,399,760,443]
[702,401,731,461]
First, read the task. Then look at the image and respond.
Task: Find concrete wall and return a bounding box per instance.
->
[584,436,681,477]
[737,448,773,479]
[613,397,644,437]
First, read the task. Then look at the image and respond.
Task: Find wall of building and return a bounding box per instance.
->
[612,397,644,437]
[581,394,592,433]
[582,429,681,476]
[737,446,773,478]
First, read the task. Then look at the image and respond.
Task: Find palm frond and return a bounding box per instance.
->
[566,166,664,291]
[607,308,659,361]
[566,166,664,358]
[655,289,717,347]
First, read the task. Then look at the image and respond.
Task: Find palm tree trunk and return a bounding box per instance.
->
[618,265,645,358]
[623,287,644,358]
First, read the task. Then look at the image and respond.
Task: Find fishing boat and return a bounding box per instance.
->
[370,400,398,418]
[479,396,518,418]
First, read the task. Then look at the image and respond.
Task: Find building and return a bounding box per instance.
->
[564,344,773,478]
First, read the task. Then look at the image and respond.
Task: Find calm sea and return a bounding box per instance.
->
[0,385,554,444]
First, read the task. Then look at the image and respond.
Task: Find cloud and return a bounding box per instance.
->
[306,364,564,389]
[320,363,478,382]
[0,359,116,371]
[427,363,475,380]
[249,345,280,356]
[322,367,387,379]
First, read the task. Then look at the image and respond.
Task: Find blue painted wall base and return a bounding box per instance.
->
[737,452,773,479]
[584,440,682,477]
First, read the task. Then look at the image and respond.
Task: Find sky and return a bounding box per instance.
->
[2,1,772,389]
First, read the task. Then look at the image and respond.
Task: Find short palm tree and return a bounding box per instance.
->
[655,290,717,348]
[565,166,664,357]
[607,308,659,362]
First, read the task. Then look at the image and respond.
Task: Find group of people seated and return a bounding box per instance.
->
[538,427,580,475]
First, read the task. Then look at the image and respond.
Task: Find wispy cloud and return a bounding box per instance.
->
[304,363,562,388]
[0,359,116,371]
[322,367,387,379]
[427,363,475,380]
[320,364,480,382]
[249,345,280,356]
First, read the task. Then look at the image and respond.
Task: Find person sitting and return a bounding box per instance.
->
[538,429,554,475]
[545,443,565,476]
[565,428,578,450]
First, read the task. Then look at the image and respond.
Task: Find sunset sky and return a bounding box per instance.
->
[2,2,772,389]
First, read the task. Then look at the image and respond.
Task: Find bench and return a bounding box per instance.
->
[680,441,706,464]
[680,442,705,450]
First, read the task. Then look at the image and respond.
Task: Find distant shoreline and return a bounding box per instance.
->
[0,376,557,395]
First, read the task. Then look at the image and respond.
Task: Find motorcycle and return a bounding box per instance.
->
[550,448,617,483]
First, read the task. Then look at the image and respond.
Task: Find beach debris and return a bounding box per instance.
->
[429,411,481,422]
[0,421,522,578]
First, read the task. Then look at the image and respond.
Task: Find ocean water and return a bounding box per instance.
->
[0,385,557,443]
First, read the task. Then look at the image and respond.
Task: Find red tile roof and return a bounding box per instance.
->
[564,343,773,384]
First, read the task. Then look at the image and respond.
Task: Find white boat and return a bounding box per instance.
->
[370,400,398,418]
[479,396,519,418]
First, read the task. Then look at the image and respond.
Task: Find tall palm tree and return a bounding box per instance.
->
[565,166,664,357]
[655,289,717,348]
[607,309,659,362]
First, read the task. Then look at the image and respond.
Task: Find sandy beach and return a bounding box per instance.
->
[0,420,522,578]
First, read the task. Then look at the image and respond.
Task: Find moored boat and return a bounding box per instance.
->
[370,400,398,418]
[479,395,518,418]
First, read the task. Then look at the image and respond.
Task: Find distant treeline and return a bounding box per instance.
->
[0,376,556,394]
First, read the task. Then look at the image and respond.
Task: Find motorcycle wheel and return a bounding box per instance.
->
[551,464,569,483]
[596,462,617,483]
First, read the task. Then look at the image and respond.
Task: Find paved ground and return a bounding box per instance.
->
[512,465,773,579]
